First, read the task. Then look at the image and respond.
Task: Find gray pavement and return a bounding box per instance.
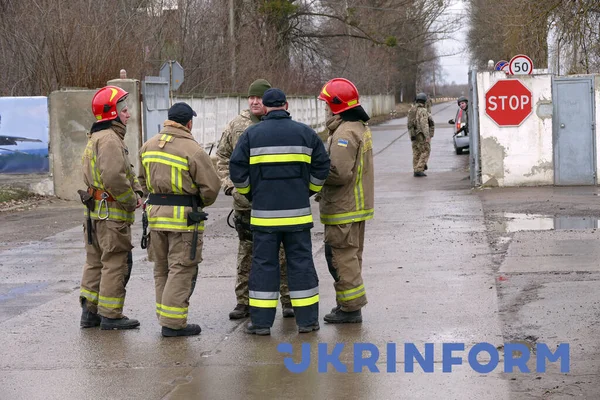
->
[0,102,589,399]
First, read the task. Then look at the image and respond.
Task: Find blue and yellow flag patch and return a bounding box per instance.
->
[337,139,348,147]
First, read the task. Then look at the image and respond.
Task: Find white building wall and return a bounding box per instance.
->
[477,71,554,187]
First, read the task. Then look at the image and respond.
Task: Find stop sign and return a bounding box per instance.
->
[485,80,532,126]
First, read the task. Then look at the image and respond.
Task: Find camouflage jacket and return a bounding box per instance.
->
[407,103,433,140]
[215,109,261,211]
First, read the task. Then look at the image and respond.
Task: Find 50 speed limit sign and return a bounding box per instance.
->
[508,54,534,75]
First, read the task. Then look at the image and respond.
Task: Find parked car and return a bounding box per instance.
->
[448,96,469,154]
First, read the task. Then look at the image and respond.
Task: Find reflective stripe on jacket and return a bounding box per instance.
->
[229,109,330,232]
[81,127,141,223]
[138,121,221,232]
[319,116,374,225]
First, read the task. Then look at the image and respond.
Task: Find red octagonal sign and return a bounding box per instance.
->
[485,79,532,126]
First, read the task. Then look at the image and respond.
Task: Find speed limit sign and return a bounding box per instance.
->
[508,54,534,75]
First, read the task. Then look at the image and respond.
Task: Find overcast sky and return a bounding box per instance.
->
[435,0,470,85]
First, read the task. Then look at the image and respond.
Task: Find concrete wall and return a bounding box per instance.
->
[171,94,396,146]
[477,72,554,187]
[50,79,142,200]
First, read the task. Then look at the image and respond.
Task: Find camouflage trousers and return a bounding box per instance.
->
[234,211,290,306]
[412,134,431,172]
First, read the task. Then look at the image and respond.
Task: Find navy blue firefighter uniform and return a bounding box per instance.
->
[229,107,330,333]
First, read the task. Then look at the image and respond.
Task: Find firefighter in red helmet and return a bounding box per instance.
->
[317,78,374,324]
[79,85,143,330]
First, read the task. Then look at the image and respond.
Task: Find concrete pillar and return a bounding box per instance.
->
[49,88,96,201]
[107,79,142,175]
[49,79,142,201]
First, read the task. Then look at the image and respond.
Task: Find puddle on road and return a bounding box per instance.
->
[491,213,600,233]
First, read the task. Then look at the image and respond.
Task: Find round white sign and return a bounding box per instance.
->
[508,54,534,75]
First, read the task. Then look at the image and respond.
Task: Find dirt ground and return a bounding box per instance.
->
[0,173,81,251]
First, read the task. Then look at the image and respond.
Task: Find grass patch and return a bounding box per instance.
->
[0,186,33,203]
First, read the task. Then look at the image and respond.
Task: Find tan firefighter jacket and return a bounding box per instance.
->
[319,115,374,225]
[138,121,221,232]
[81,122,142,223]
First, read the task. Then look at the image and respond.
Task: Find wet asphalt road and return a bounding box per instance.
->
[0,103,521,399]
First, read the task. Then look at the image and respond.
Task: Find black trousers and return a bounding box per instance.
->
[249,229,319,327]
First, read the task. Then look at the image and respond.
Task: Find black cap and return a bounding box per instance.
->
[168,102,197,125]
[262,88,287,107]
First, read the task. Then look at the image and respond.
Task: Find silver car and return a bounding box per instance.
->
[448,106,469,155]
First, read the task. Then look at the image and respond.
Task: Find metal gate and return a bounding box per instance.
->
[552,77,596,185]
[142,77,170,141]
[468,69,481,186]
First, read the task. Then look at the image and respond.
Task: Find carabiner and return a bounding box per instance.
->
[97,192,109,220]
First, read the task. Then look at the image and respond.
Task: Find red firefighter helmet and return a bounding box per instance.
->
[318,78,360,114]
[91,86,129,122]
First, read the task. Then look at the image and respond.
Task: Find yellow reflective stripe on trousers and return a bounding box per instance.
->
[156,303,188,319]
[81,288,99,304]
[320,209,374,225]
[291,294,319,307]
[249,154,311,164]
[98,295,125,308]
[336,284,366,301]
[249,299,278,308]
[249,290,278,308]
[251,215,313,227]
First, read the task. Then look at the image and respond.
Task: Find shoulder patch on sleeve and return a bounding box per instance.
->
[337,139,349,147]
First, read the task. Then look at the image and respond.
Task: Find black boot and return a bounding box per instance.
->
[413,171,427,177]
[324,308,362,324]
[229,304,249,320]
[244,322,270,336]
[80,299,101,328]
[298,322,320,333]
[282,304,295,318]
[100,316,140,330]
[162,324,201,337]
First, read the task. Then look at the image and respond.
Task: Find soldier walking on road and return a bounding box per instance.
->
[79,86,143,330]
[408,92,434,177]
[216,79,294,320]
[138,102,221,337]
